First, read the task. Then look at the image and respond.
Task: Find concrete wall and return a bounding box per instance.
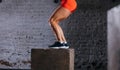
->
[68,7,107,70]
[108,5,120,70]
[0,0,58,69]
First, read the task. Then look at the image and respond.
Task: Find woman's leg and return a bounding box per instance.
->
[49,6,71,44]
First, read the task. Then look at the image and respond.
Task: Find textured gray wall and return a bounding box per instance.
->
[68,7,107,70]
[0,0,58,69]
[108,5,120,70]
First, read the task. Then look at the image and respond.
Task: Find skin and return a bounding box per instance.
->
[49,6,71,43]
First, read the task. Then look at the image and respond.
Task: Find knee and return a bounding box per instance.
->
[49,17,59,26]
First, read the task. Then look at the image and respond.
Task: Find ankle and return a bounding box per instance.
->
[59,41,64,44]
[64,42,67,44]
[59,41,67,43]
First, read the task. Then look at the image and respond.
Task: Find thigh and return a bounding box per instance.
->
[50,6,71,21]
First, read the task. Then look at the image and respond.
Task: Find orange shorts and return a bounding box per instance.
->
[61,0,77,12]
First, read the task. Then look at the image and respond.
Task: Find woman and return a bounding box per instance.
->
[49,0,77,48]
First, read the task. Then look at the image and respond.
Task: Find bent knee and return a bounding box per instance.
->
[49,17,60,25]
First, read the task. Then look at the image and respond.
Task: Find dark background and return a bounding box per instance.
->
[66,0,119,70]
